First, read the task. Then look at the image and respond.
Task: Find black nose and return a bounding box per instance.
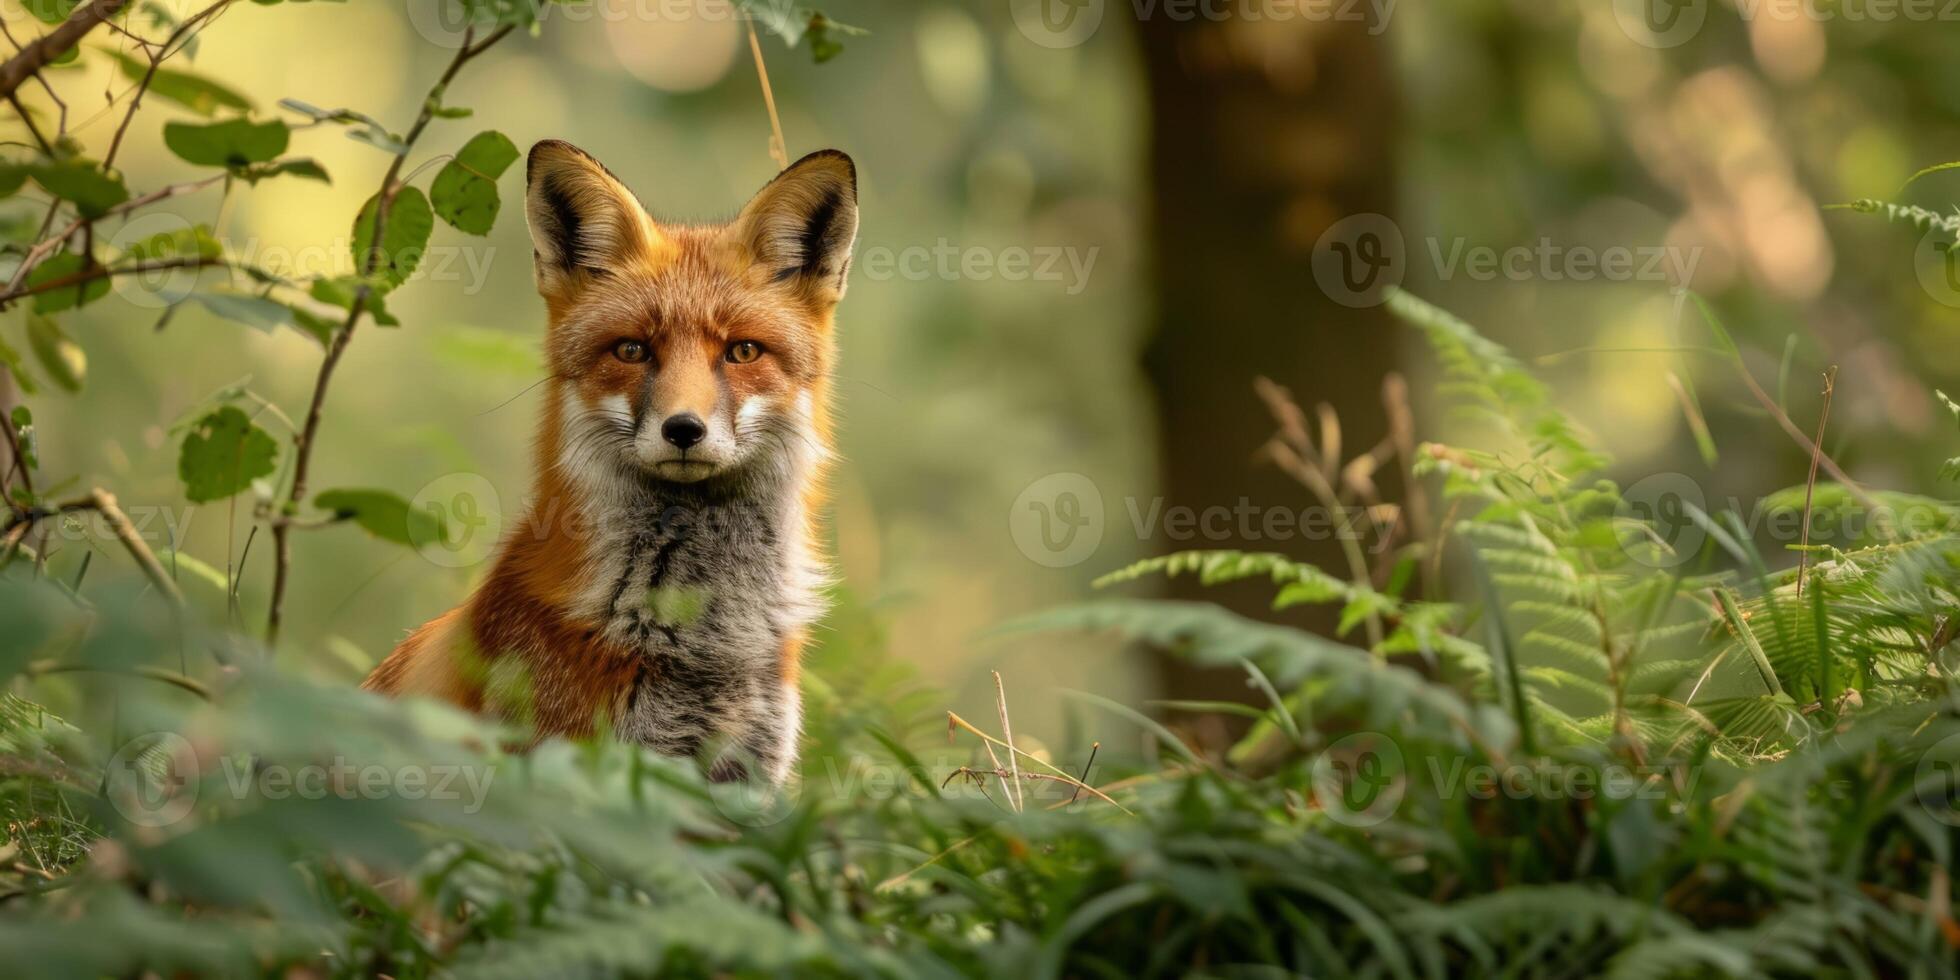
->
[661,413,706,449]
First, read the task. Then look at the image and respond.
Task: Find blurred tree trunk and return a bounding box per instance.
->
[1136,17,1401,727]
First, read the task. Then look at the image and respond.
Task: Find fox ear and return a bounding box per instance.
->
[724,150,858,304]
[525,140,663,299]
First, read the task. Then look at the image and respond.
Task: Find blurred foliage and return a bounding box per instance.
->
[2,0,1960,975]
[1,289,1958,976]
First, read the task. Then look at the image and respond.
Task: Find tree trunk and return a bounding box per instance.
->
[1136,16,1401,725]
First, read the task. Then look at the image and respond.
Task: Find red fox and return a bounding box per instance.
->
[363,141,857,785]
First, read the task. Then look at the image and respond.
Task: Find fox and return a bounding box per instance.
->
[362,140,858,786]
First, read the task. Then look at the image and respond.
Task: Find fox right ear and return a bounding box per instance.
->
[525,140,665,300]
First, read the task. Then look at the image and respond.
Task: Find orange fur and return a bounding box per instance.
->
[365,143,855,763]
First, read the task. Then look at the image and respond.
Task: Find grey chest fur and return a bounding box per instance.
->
[590,489,813,780]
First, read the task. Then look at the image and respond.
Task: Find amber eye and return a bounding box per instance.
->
[726,340,764,364]
[613,339,649,364]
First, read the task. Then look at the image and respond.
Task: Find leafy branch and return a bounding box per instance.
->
[264,24,515,644]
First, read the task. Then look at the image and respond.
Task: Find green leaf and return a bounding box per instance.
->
[104,49,252,117]
[163,118,291,168]
[237,157,330,184]
[8,405,35,472]
[313,488,442,547]
[178,405,278,503]
[124,224,222,262]
[25,315,84,393]
[25,251,109,313]
[188,291,295,333]
[309,276,398,326]
[27,159,129,217]
[430,130,517,236]
[804,12,865,64]
[741,3,866,63]
[20,0,80,25]
[349,187,433,292]
[0,333,37,395]
[289,307,338,346]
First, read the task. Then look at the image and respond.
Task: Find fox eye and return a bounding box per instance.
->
[613,339,649,364]
[725,340,764,365]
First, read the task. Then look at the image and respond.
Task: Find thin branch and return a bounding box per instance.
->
[0,255,225,306]
[992,671,1024,813]
[0,0,132,103]
[744,19,788,170]
[25,659,208,699]
[946,710,1134,814]
[265,23,514,645]
[105,0,236,169]
[1796,367,1837,596]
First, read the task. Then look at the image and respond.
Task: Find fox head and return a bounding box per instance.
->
[525,140,856,494]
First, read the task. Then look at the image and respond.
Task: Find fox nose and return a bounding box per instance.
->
[661,413,707,449]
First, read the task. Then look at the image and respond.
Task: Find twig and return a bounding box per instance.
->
[946,710,1133,814]
[1067,741,1099,805]
[0,0,132,103]
[1724,344,1875,511]
[991,671,1024,813]
[265,23,513,645]
[4,175,229,303]
[105,0,236,168]
[24,659,208,699]
[1795,367,1837,596]
[744,20,788,170]
[0,256,226,307]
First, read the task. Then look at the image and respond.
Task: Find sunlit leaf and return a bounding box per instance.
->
[430,130,517,236]
[178,405,278,503]
[164,118,291,168]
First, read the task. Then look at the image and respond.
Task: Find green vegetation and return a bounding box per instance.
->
[2,1,1958,976]
[3,283,1957,976]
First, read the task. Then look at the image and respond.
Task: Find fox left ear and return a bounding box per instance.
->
[724,150,858,304]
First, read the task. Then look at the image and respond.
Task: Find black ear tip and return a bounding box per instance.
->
[789,149,856,187]
[526,139,589,184]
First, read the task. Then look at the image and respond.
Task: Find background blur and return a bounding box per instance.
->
[6,0,1958,737]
